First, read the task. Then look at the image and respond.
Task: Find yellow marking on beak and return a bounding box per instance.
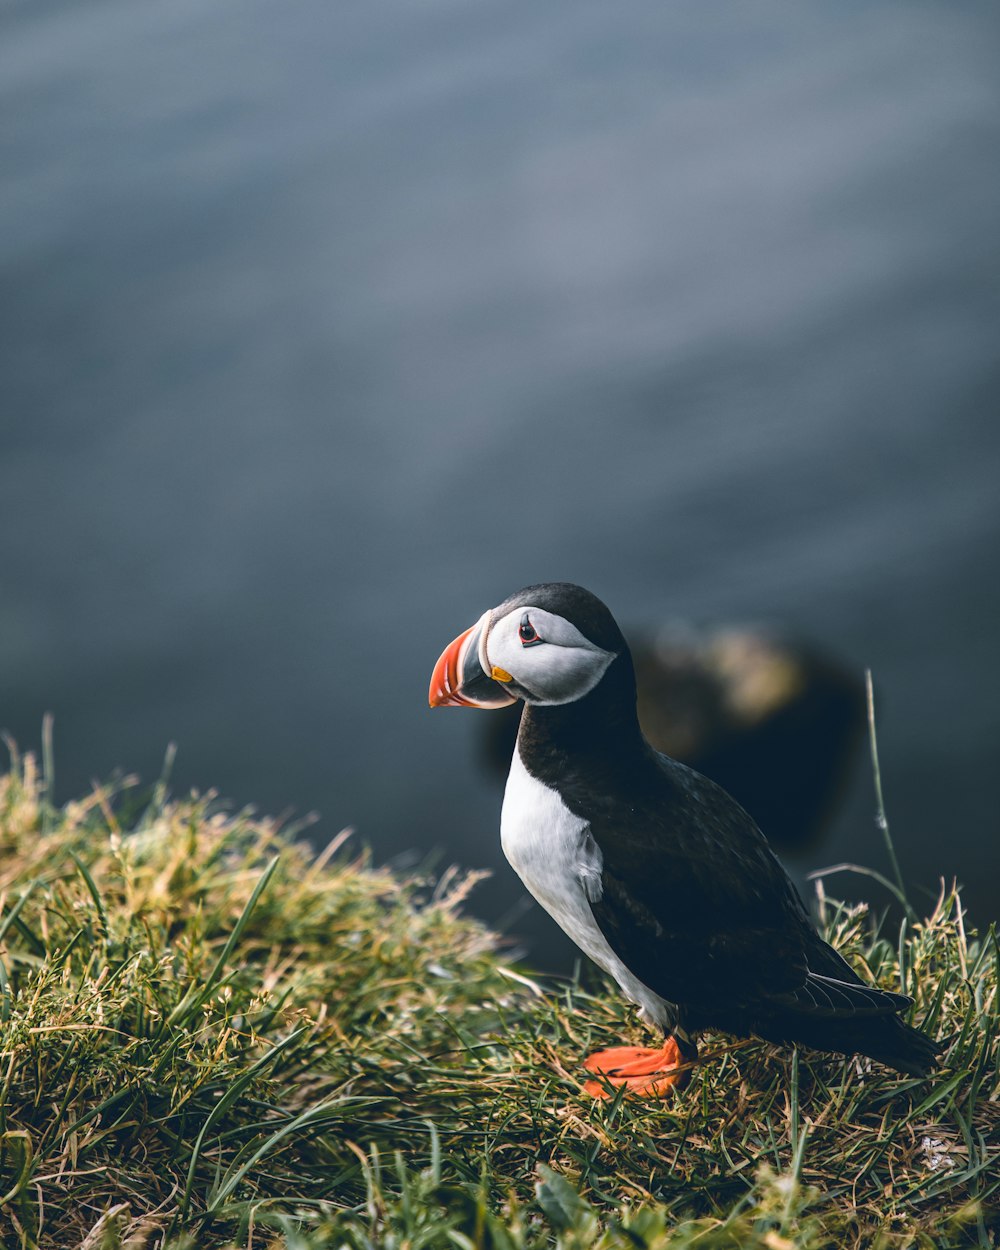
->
[491,666,513,683]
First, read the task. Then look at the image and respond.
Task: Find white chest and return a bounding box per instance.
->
[499,748,672,1030]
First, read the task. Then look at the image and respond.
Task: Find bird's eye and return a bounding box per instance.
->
[519,614,541,646]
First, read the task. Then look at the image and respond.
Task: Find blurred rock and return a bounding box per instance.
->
[477,624,866,854]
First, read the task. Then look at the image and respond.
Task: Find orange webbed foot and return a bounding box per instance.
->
[582,1037,685,1099]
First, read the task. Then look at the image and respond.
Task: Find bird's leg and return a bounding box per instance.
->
[582,1031,696,1099]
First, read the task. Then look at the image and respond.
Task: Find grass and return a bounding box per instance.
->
[0,741,996,1249]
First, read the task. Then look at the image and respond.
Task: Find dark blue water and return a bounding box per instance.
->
[3,0,999,962]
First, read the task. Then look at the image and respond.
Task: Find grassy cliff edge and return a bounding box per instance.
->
[0,749,996,1249]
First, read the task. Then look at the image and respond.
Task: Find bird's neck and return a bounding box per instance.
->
[516,652,646,782]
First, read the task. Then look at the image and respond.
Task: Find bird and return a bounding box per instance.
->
[428,581,939,1097]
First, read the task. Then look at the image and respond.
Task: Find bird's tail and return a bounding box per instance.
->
[758,997,941,1077]
[818,1013,941,1076]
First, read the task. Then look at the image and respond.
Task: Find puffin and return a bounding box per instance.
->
[428,582,939,1097]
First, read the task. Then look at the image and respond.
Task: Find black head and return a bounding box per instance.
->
[429,582,630,708]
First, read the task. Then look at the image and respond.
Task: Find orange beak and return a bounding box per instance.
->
[429,618,517,709]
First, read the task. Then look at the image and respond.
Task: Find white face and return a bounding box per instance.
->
[482,605,616,705]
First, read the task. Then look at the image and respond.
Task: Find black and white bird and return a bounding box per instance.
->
[429,582,938,1096]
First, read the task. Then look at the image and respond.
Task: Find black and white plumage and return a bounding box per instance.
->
[429,582,939,1082]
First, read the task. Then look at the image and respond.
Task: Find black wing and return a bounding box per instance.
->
[586,751,906,1023]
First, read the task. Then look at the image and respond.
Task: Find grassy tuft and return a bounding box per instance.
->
[0,744,996,1249]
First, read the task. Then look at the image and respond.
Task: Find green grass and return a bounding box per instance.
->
[0,743,996,1249]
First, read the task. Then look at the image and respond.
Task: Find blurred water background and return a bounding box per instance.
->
[2,0,999,965]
